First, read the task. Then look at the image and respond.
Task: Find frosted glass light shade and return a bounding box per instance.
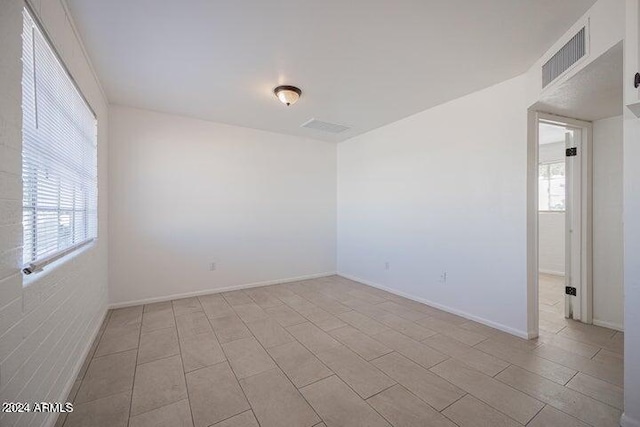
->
[274,85,301,106]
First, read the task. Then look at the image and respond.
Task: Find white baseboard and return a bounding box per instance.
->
[338,273,530,339]
[47,305,109,427]
[621,413,640,427]
[593,318,624,332]
[538,269,565,276]
[109,272,337,309]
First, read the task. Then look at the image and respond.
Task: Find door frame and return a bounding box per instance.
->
[526,110,593,338]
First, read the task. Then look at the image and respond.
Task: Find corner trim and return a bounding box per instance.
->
[338,273,530,339]
[108,272,337,309]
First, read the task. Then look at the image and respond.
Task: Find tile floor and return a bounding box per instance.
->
[55,275,624,427]
[538,273,568,334]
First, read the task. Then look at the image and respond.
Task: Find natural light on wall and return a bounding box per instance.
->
[21,8,97,274]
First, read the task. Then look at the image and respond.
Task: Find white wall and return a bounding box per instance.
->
[623,110,640,426]
[334,0,624,342]
[538,141,566,275]
[593,115,624,330]
[0,1,109,426]
[622,0,640,424]
[337,75,529,337]
[108,106,336,305]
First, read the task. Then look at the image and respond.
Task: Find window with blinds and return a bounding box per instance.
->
[21,8,98,272]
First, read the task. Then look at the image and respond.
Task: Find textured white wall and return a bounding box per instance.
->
[593,115,624,331]
[337,75,530,337]
[0,1,109,426]
[108,106,337,305]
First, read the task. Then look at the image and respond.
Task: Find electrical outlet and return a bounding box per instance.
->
[209,262,216,271]
[385,261,390,270]
[439,271,447,283]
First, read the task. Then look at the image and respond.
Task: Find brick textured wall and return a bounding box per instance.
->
[0,1,109,426]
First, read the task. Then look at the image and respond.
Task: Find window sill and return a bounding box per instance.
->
[22,239,96,287]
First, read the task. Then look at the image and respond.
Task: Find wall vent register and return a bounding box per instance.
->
[542,27,587,88]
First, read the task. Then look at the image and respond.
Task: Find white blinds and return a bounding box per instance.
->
[22,9,98,268]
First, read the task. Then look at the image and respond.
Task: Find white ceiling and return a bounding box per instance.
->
[535,42,623,122]
[67,0,598,142]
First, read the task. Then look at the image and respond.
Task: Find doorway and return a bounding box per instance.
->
[526,42,624,338]
[536,117,591,333]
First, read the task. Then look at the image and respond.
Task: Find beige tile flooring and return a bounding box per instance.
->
[538,273,568,334]
[56,275,624,427]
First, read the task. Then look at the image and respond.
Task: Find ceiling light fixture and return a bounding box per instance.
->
[274,85,302,106]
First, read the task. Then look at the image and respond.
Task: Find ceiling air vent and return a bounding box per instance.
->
[542,27,586,88]
[301,118,350,134]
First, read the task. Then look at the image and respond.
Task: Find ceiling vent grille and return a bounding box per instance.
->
[542,27,586,88]
[301,118,350,134]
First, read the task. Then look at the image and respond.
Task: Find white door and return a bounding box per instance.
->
[564,127,582,320]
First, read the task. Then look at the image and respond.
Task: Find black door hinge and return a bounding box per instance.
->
[566,147,577,157]
[565,286,577,296]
